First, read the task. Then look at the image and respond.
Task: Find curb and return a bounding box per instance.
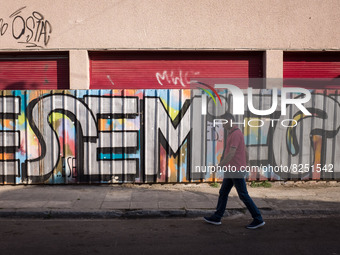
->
[0,208,339,219]
[0,209,213,219]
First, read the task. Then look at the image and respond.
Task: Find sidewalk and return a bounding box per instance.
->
[0,182,339,218]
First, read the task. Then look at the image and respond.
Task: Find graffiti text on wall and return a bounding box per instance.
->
[0,89,339,184]
[156,70,200,87]
[0,6,52,48]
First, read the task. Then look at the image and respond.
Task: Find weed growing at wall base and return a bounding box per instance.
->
[250,181,272,188]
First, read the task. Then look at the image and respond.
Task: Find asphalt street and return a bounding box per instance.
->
[1,215,339,255]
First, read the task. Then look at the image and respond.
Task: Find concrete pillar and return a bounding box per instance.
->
[69,50,90,90]
[264,50,283,89]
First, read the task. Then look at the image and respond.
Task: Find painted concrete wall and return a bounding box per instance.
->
[1,2,339,90]
[0,89,339,184]
[0,1,339,50]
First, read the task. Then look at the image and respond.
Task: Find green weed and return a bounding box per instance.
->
[250,180,272,188]
[209,182,219,188]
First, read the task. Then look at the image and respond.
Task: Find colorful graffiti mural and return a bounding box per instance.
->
[0,89,339,184]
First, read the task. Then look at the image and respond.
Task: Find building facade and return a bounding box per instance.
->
[0,1,339,184]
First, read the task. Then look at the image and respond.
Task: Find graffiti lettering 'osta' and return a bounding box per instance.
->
[0,6,52,48]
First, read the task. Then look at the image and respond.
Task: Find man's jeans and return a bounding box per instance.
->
[214,178,263,221]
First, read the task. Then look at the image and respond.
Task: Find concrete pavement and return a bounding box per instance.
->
[0,181,339,218]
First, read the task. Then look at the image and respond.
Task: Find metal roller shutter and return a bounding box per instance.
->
[0,52,69,90]
[283,52,340,89]
[89,51,263,89]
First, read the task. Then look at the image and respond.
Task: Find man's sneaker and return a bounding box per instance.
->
[203,215,221,225]
[246,219,265,229]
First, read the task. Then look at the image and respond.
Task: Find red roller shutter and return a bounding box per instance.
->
[283,52,340,89]
[0,52,69,90]
[90,51,263,89]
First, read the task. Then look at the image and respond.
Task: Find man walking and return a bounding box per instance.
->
[204,113,265,229]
